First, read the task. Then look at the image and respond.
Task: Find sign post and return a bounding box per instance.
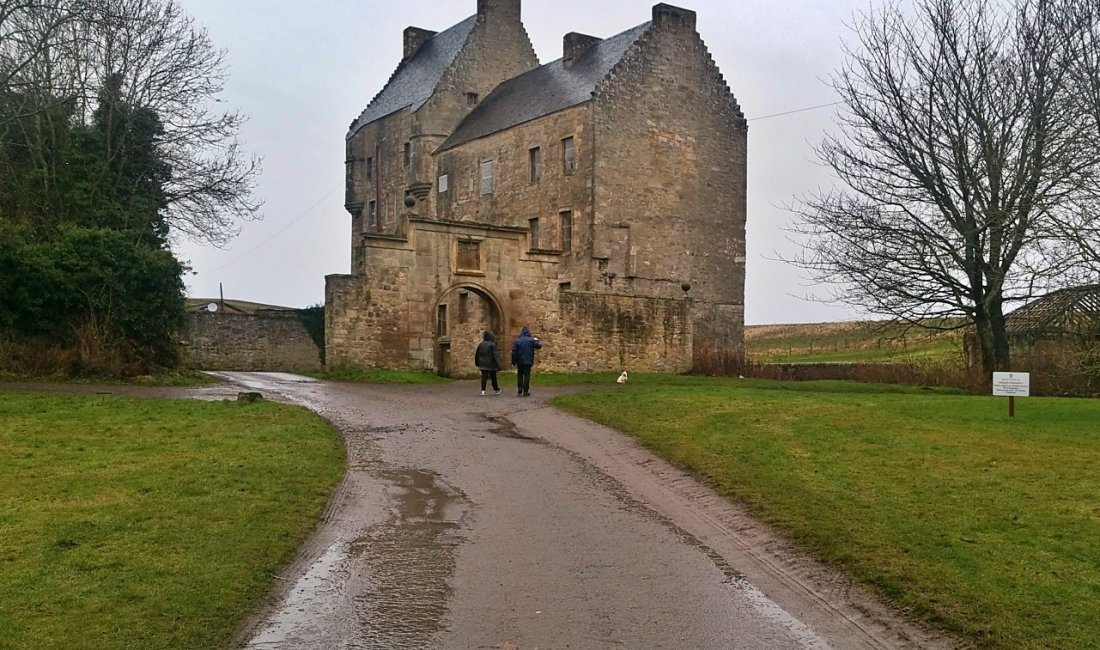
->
[992,372,1030,417]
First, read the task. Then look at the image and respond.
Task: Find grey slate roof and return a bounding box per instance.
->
[438,22,651,151]
[347,15,477,138]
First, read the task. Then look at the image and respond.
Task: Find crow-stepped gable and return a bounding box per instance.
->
[327,1,747,375]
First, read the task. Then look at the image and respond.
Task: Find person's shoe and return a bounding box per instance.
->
[480,390,486,396]
[523,392,530,397]
[518,390,523,396]
[493,389,501,395]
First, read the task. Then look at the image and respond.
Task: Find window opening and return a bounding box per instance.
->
[529,217,540,249]
[437,304,448,337]
[529,147,542,182]
[560,210,573,252]
[480,160,493,194]
[562,136,575,175]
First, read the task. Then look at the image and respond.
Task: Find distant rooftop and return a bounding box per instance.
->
[186,298,300,314]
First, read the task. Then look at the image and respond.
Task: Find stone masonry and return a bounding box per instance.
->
[326,1,747,376]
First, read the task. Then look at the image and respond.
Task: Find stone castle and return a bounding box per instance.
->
[325,0,747,376]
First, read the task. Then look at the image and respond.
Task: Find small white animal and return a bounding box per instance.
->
[617,371,629,384]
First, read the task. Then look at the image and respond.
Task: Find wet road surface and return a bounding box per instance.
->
[90,372,953,649]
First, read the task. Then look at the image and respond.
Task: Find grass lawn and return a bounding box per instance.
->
[553,377,1100,649]
[0,392,345,649]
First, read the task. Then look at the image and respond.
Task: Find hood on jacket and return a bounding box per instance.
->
[520,326,531,337]
[483,330,495,341]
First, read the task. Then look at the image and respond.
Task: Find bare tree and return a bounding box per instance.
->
[790,0,1100,373]
[0,0,260,246]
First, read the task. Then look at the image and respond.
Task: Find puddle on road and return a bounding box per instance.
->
[349,468,469,649]
[483,414,541,442]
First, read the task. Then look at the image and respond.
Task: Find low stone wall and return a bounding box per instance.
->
[549,291,693,373]
[183,310,322,372]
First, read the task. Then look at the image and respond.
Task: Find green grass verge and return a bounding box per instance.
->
[309,368,452,384]
[0,392,345,649]
[552,380,1100,649]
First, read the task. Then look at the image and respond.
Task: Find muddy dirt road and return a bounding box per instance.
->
[48,372,955,649]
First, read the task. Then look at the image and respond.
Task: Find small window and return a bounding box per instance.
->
[366,156,373,181]
[457,239,480,271]
[367,200,377,229]
[480,160,493,195]
[437,304,448,337]
[562,136,575,175]
[560,210,573,252]
[529,146,542,183]
[438,173,449,193]
[458,292,469,323]
[404,141,411,167]
[529,217,540,249]
[466,92,479,105]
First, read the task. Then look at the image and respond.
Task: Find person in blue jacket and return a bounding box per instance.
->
[510,326,542,396]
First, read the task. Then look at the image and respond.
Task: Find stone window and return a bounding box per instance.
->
[466,92,479,105]
[529,216,540,249]
[560,210,573,252]
[529,146,542,183]
[457,239,480,272]
[404,141,411,167]
[438,173,449,193]
[480,160,494,195]
[366,156,373,181]
[459,292,469,323]
[367,200,377,229]
[562,136,575,175]
[437,304,448,337]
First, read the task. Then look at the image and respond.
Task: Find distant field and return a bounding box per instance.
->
[745,320,967,363]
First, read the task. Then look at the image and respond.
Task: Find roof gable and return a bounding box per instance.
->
[1006,285,1100,336]
[347,15,477,138]
[438,22,650,151]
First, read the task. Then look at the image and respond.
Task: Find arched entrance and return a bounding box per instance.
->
[432,284,504,377]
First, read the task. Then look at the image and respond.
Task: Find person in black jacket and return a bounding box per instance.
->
[474,330,502,395]
[510,326,542,396]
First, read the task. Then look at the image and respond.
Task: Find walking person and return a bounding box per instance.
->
[510,326,541,396]
[475,330,502,395]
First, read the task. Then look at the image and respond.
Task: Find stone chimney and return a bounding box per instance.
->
[563,32,602,68]
[403,26,437,60]
[477,0,521,24]
[652,3,697,31]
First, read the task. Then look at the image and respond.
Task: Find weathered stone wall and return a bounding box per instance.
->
[591,5,747,359]
[183,311,322,372]
[546,290,692,372]
[434,106,591,239]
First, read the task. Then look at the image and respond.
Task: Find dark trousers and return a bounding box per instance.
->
[480,370,499,391]
[516,364,533,394]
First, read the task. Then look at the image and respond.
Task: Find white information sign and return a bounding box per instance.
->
[992,372,1030,397]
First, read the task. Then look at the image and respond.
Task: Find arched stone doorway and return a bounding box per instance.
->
[432,284,504,377]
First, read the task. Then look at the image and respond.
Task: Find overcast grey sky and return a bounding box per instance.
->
[173,0,869,324]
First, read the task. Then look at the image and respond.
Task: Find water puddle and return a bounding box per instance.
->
[483,414,541,442]
[348,468,469,649]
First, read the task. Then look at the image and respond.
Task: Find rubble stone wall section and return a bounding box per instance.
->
[183,311,321,372]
